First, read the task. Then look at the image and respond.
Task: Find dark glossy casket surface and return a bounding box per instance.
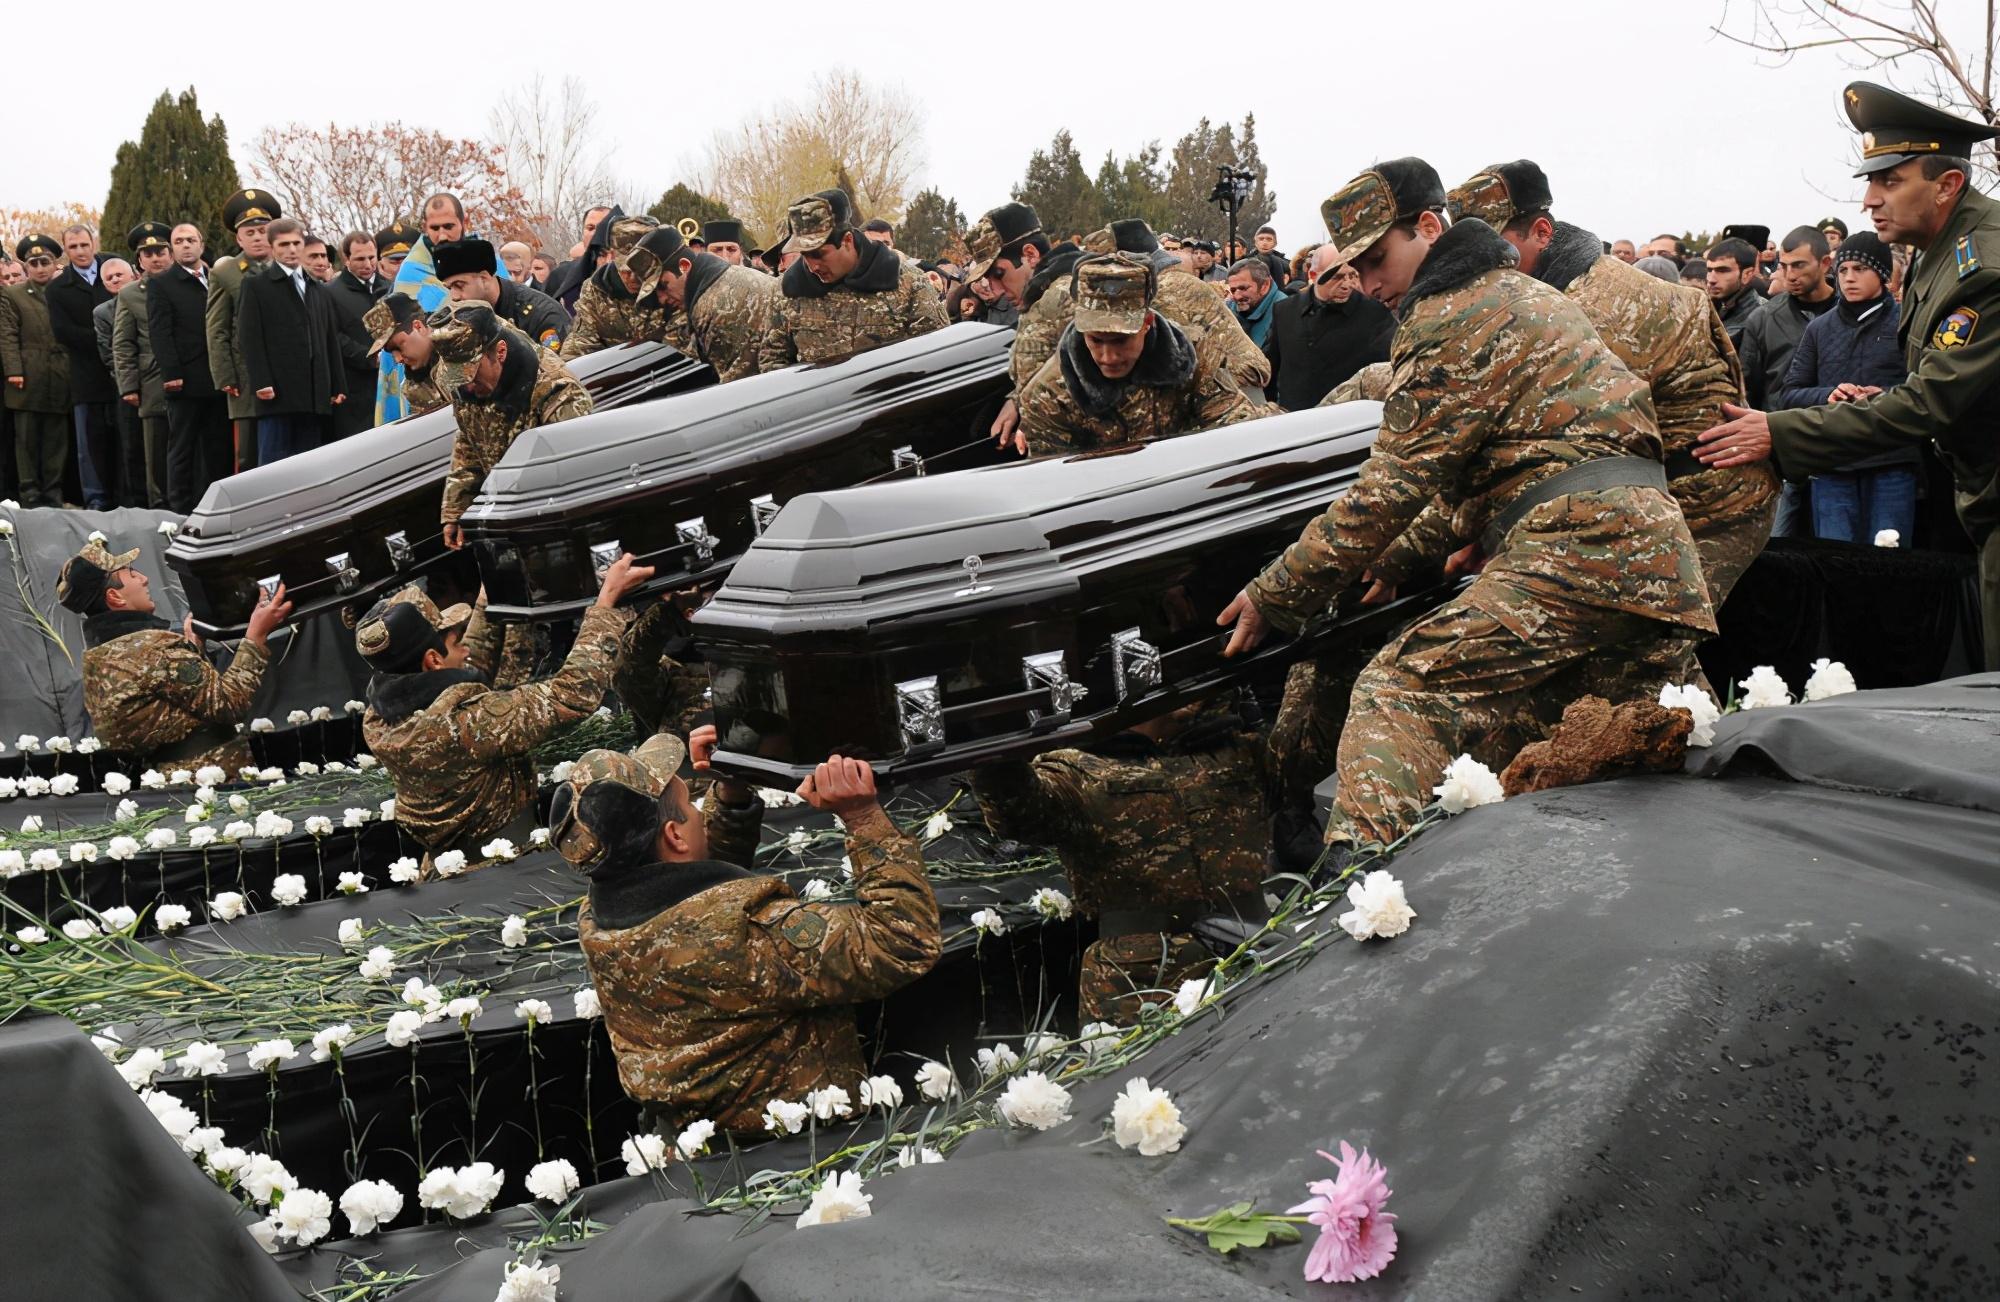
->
[166,341,713,636]
[695,401,1440,784]
[461,323,1015,620]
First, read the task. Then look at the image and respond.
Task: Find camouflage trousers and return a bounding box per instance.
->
[1674,463,1778,690]
[1079,932,1214,1025]
[1329,588,1700,848]
[1268,641,1384,816]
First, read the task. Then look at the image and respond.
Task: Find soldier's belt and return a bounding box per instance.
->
[1480,457,1668,556]
[149,722,242,764]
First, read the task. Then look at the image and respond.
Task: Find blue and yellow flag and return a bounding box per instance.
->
[374,236,513,426]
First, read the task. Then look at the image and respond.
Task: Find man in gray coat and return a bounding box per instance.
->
[113,223,173,507]
[90,258,140,504]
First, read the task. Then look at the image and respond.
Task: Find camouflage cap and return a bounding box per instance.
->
[353,583,473,670]
[548,733,691,874]
[1446,160,1554,229]
[627,226,693,298]
[606,215,659,264]
[55,540,142,615]
[965,202,1042,280]
[428,301,503,364]
[1071,252,1157,335]
[963,217,1001,280]
[1320,157,1446,269]
[363,292,424,355]
[780,190,853,254]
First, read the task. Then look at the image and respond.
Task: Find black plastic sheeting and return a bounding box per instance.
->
[308,677,1999,1300]
[0,505,373,763]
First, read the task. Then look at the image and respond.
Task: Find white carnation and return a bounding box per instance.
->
[1338,869,1417,942]
[1739,665,1793,709]
[177,1040,228,1076]
[339,1178,403,1236]
[859,1075,903,1110]
[303,815,333,836]
[385,1009,424,1048]
[500,915,528,948]
[433,849,466,876]
[246,1038,298,1070]
[795,1169,872,1228]
[62,918,100,940]
[309,1023,355,1062]
[976,1043,1019,1078]
[997,1071,1073,1130]
[514,998,553,1025]
[1174,975,1219,1017]
[443,996,483,1023]
[187,825,215,848]
[1110,1077,1187,1155]
[1802,657,1858,702]
[210,891,246,921]
[524,1158,579,1203]
[273,1186,334,1246]
[915,1059,957,1100]
[762,1098,809,1135]
[922,810,953,841]
[139,769,166,789]
[155,903,192,932]
[30,848,61,873]
[388,856,421,884]
[242,1153,297,1205]
[480,837,517,861]
[1078,1022,1124,1063]
[221,821,253,841]
[572,986,600,1019]
[1658,682,1722,747]
[101,771,131,795]
[286,709,310,726]
[341,808,371,828]
[675,1118,716,1158]
[254,811,292,839]
[269,873,307,907]
[969,908,1007,936]
[895,1146,945,1167]
[805,1084,853,1120]
[117,1045,167,1088]
[145,827,177,850]
[417,1161,503,1218]
[119,798,142,822]
[13,924,45,942]
[336,871,368,896]
[622,1132,670,1174]
[1029,887,1073,920]
[68,841,98,863]
[99,904,138,931]
[1873,528,1900,547]
[48,773,78,796]
[1432,752,1505,813]
[496,1259,561,1302]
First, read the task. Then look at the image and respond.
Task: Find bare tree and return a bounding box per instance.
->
[249,122,540,242]
[1716,0,2000,173]
[694,70,926,248]
[490,75,620,252]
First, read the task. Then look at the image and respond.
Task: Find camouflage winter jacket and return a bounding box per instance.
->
[1247,218,1715,636]
[441,331,593,525]
[1015,315,1270,458]
[1013,264,1271,397]
[578,804,938,1134]
[680,257,777,383]
[613,601,712,739]
[362,604,628,862]
[559,267,639,361]
[757,238,947,371]
[80,612,267,772]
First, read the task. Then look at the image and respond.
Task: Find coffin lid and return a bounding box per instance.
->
[466,323,1014,515]
[715,401,1382,617]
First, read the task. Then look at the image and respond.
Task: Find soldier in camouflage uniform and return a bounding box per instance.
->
[614,595,713,740]
[359,555,649,867]
[757,190,947,372]
[1015,253,1271,458]
[1438,161,1776,631]
[622,227,776,383]
[560,215,658,361]
[563,737,938,1136]
[206,189,281,472]
[1218,158,1715,851]
[429,301,594,549]
[362,294,448,416]
[60,541,290,772]
[973,696,1269,1024]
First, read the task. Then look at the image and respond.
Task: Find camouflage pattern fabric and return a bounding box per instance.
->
[756,257,947,371]
[441,345,593,525]
[578,805,939,1135]
[1010,267,1272,396]
[1015,320,1271,458]
[362,604,629,862]
[205,253,267,420]
[402,359,448,418]
[559,274,637,361]
[973,731,1267,1022]
[1080,933,1216,1026]
[1318,360,1392,405]
[685,264,777,383]
[627,296,696,356]
[1266,640,1383,815]
[81,630,266,772]
[614,602,713,739]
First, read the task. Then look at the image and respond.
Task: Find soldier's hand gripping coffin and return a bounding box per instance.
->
[692,402,1445,784]
[165,341,714,638]
[460,323,1016,621]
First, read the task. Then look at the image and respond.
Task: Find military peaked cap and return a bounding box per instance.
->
[1844,80,2000,176]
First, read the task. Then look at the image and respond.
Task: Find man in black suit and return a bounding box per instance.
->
[43,223,114,508]
[148,223,232,511]
[236,218,345,464]
[325,231,384,439]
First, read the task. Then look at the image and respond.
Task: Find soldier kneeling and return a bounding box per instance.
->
[558,734,939,1138]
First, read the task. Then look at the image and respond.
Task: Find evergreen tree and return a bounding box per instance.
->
[1093,143,1172,235]
[646,182,743,241]
[899,188,965,261]
[101,89,241,256]
[1012,130,1102,241]
[1160,114,1276,250]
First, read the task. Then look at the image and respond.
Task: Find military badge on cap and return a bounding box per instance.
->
[15,234,61,262]
[222,188,281,231]
[127,221,173,253]
[374,220,420,259]
[1071,252,1156,335]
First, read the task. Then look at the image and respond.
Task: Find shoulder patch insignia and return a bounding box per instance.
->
[1382,390,1420,435]
[173,656,204,686]
[1956,234,1981,280]
[775,907,828,950]
[1934,306,1980,350]
[538,327,560,349]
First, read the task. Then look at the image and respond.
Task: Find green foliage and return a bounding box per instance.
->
[1165,1202,1305,1255]
[898,188,965,261]
[1160,114,1276,248]
[1093,143,1173,235]
[646,183,743,242]
[1011,130,1103,242]
[101,89,242,257]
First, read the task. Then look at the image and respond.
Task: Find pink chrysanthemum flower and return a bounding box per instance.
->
[1287,1141,1398,1283]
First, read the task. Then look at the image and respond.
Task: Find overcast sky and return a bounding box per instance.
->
[0,0,1910,247]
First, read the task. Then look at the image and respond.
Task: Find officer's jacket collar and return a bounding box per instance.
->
[82,609,170,650]
[366,666,486,725]
[1532,221,1605,294]
[1055,312,1198,416]
[779,232,902,299]
[1401,217,1518,319]
[586,854,758,932]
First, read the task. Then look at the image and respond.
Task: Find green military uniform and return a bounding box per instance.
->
[0,235,71,506]
[993,218,1272,398]
[757,190,947,372]
[1763,84,2000,669]
[60,542,266,772]
[560,216,657,361]
[1015,253,1270,458]
[973,704,1269,1023]
[560,737,939,1136]
[1441,163,1775,634]
[1243,160,1714,849]
[112,279,167,509]
[614,601,712,740]
[358,584,628,864]
[430,302,594,527]
[206,189,280,458]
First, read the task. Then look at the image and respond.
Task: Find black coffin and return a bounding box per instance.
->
[460,323,1015,621]
[693,403,1442,784]
[165,341,714,637]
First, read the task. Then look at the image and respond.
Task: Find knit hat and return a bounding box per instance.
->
[1632,255,1681,283]
[1833,230,1892,284]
